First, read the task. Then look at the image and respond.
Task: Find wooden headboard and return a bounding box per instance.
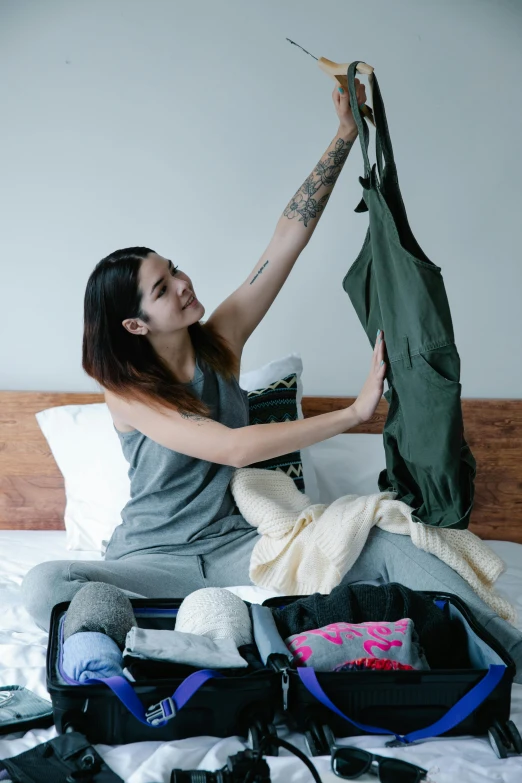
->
[1,391,521,542]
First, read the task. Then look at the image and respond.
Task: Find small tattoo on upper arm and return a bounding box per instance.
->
[181,412,210,426]
[250,259,270,285]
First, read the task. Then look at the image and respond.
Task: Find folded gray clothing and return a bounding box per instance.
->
[284,618,430,672]
[64,582,137,650]
[124,628,248,669]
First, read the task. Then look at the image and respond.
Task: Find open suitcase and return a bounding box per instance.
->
[46,590,520,758]
[46,597,282,747]
[253,590,519,756]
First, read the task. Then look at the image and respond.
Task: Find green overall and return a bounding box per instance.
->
[343,63,476,529]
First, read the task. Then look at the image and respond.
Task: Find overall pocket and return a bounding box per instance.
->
[391,349,475,528]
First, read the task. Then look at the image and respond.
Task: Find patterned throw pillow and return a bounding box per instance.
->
[243,372,306,492]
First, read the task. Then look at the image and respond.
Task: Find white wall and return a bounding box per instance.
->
[1,0,521,397]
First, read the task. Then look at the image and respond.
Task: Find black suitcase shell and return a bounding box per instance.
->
[46,598,281,745]
[260,591,515,739]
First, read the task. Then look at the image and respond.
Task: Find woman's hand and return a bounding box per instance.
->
[352,330,387,424]
[333,77,367,136]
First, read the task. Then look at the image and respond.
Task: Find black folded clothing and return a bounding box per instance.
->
[271,582,470,669]
[0,731,123,783]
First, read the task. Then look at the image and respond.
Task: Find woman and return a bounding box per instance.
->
[21,82,522,681]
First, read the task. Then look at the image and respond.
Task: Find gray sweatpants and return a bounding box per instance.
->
[21,527,522,682]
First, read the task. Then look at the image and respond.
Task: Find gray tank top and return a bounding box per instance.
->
[103,353,254,560]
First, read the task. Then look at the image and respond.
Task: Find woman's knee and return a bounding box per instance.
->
[21,560,73,632]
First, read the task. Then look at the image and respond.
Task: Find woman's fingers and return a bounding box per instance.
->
[332,77,367,111]
[373,331,380,357]
[379,332,386,372]
[373,330,386,370]
[351,79,366,106]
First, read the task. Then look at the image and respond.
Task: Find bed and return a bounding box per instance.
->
[1,388,522,782]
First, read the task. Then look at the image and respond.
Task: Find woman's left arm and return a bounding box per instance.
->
[206,81,366,350]
[276,80,366,244]
[278,122,357,240]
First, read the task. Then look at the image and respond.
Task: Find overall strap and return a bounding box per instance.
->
[347,61,372,181]
[372,71,397,183]
[347,64,397,189]
[357,66,432,262]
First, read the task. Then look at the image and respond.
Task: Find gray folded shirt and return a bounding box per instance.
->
[124,628,248,669]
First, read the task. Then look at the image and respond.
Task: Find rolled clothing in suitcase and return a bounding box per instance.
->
[253,591,515,744]
[46,597,282,745]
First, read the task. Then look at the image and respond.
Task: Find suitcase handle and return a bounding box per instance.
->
[79,669,224,728]
[297,664,506,744]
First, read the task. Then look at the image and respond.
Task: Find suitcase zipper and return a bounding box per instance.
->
[282,668,290,711]
[267,653,293,712]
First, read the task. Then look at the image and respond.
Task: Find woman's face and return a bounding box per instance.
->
[133,252,205,335]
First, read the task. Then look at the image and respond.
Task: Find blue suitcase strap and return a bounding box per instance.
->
[297,664,506,744]
[81,669,224,728]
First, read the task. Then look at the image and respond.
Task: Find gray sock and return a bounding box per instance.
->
[63,582,137,650]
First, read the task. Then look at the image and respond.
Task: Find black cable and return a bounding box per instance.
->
[241,745,265,783]
[268,737,323,783]
[241,733,323,783]
[171,732,324,783]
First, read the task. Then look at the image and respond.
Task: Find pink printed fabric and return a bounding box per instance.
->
[333,658,415,672]
[285,618,429,671]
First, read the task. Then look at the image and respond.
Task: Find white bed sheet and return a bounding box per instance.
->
[1,530,522,782]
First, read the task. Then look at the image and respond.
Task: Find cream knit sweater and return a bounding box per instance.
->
[229,467,517,624]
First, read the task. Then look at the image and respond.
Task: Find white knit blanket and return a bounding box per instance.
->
[230,468,517,624]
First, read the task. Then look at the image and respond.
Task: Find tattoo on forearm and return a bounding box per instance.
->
[283,137,354,228]
[180,412,210,426]
[250,259,270,285]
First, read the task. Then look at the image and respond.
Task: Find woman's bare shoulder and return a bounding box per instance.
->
[102,388,136,434]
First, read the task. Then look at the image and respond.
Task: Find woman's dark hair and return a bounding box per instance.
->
[82,246,238,417]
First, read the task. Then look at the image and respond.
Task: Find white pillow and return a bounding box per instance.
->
[307,434,387,505]
[35,352,318,552]
[35,403,131,552]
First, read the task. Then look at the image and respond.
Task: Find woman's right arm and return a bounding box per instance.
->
[106,334,387,468]
[235,330,387,467]
[107,396,360,469]
[234,405,360,467]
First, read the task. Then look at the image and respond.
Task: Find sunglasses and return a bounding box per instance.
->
[332,746,427,783]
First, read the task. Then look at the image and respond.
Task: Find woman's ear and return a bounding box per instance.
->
[122,318,148,336]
